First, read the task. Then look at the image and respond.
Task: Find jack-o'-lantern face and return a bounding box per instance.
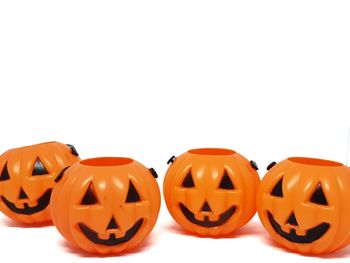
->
[76,178,145,246]
[266,177,331,244]
[178,169,237,228]
[257,157,350,254]
[0,142,80,224]
[164,148,260,236]
[50,157,161,254]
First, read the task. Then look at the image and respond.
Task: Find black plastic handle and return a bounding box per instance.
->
[167,155,176,165]
[55,166,70,183]
[66,144,79,156]
[267,161,277,171]
[149,168,158,179]
[250,160,259,170]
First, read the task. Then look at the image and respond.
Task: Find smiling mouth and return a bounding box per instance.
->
[1,189,52,215]
[179,203,236,228]
[267,211,330,243]
[78,219,143,246]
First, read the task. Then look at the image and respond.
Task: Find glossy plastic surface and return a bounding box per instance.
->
[50,157,161,254]
[0,141,80,224]
[163,148,260,236]
[257,157,350,254]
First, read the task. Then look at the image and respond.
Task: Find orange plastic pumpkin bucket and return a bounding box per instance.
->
[163,148,260,236]
[0,141,80,224]
[257,157,350,254]
[50,157,161,254]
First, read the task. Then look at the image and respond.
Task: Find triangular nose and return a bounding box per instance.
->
[200,201,212,212]
[107,217,119,230]
[19,188,28,199]
[287,212,299,226]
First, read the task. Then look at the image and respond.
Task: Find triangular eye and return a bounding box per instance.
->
[32,158,49,176]
[126,181,141,203]
[309,182,328,206]
[0,163,10,181]
[218,171,235,190]
[81,183,99,205]
[271,177,283,197]
[181,171,195,188]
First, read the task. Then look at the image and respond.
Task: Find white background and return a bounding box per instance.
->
[1,0,350,262]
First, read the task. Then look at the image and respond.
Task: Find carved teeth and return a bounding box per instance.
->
[195,214,205,221]
[296,228,306,236]
[16,203,25,209]
[98,233,110,240]
[281,225,290,233]
[209,214,219,221]
[98,231,126,240]
[28,200,38,208]
[289,228,297,235]
[116,230,126,238]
